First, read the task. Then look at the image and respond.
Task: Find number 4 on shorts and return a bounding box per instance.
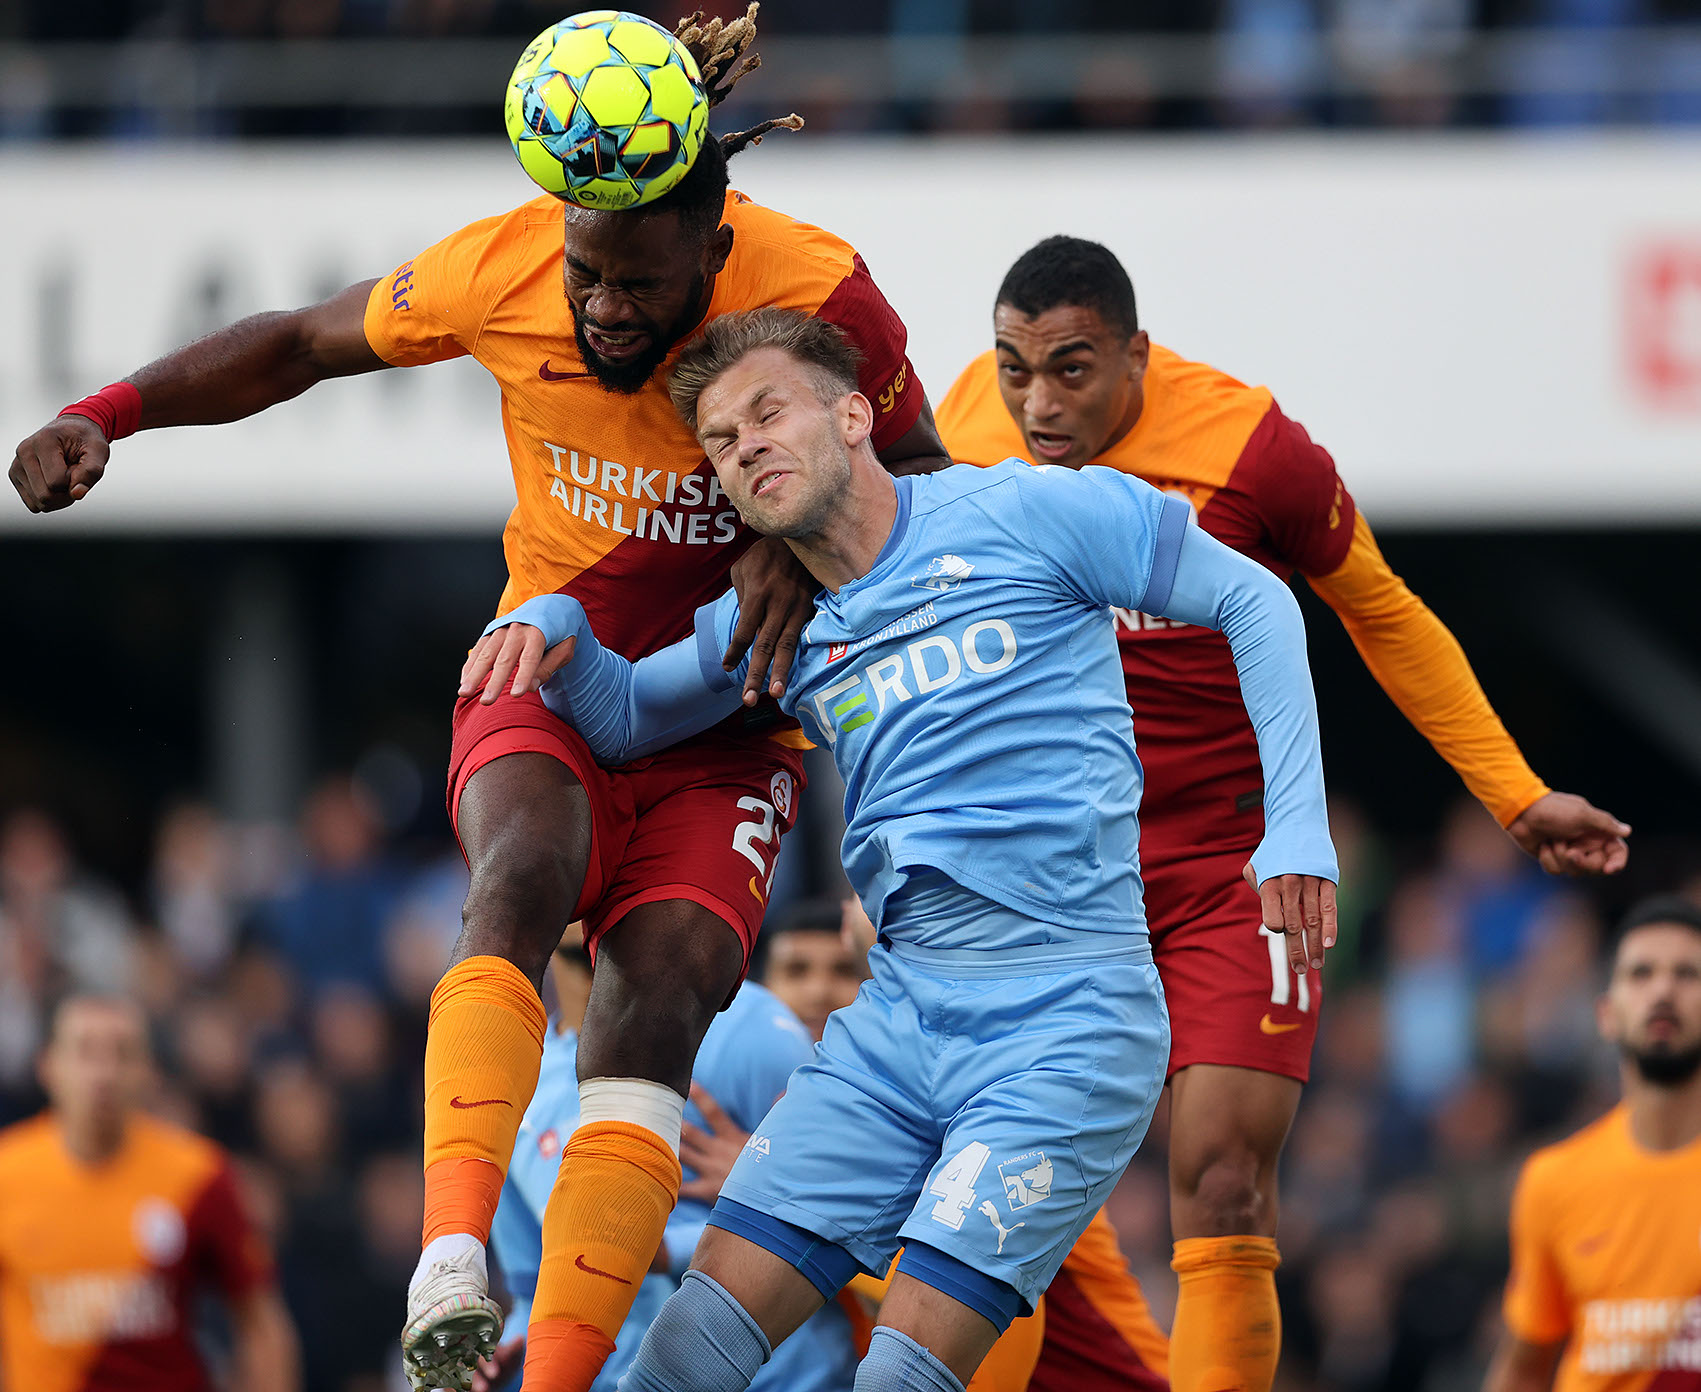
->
[929,1141,992,1231]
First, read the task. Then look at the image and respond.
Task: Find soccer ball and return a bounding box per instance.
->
[505,10,710,210]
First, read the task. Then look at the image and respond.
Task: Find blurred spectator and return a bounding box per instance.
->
[1330,0,1470,125]
[1434,796,1559,979]
[1215,0,1325,126]
[1381,874,1474,1111]
[0,810,135,1095]
[260,776,401,997]
[152,802,241,978]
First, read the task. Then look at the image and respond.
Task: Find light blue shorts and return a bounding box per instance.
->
[715,939,1169,1312]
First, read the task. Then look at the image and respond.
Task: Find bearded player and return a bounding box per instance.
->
[8,12,948,1390]
[1486,896,1701,1392]
[936,235,1631,1392]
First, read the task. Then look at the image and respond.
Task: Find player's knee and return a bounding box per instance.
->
[1174,1143,1275,1236]
[458,825,585,974]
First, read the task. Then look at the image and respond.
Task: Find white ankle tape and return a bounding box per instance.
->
[576,1076,685,1155]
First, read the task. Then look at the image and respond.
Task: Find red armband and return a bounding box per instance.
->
[58,382,142,442]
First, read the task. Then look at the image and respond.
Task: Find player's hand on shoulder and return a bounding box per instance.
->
[726,536,813,705]
[459,595,585,706]
[679,1083,750,1202]
[1244,862,1337,975]
[1507,790,1631,877]
[10,415,110,514]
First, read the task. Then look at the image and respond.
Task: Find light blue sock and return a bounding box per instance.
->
[617,1270,771,1392]
[853,1327,966,1392]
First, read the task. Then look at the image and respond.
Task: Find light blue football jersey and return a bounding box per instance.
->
[491,984,857,1392]
[505,460,1336,962]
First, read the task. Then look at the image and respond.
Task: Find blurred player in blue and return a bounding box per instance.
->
[479,943,860,1392]
[459,307,1339,1392]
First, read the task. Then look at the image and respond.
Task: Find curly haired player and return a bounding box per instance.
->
[9,11,948,1390]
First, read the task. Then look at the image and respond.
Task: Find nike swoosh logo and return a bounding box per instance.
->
[574,1254,632,1285]
[1259,1015,1302,1035]
[448,1095,512,1110]
[538,361,592,381]
[748,874,766,907]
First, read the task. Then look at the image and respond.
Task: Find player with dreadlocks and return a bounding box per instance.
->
[9,9,948,1390]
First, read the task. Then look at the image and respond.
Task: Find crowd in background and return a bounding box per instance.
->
[3,0,1701,136]
[0,774,1679,1392]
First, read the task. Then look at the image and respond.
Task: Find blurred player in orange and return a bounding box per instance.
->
[1485,896,1701,1392]
[0,996,298,1392]
[7,12,947,1390]
[936,235,1631,1392]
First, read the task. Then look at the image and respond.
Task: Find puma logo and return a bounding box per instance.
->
[978,1201,1025,1255]
[574,1254,632,1285]
[448,1095,512,1110]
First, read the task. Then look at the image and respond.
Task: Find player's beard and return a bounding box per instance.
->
[570,274,705,395]
[1625,1036,1701,1086]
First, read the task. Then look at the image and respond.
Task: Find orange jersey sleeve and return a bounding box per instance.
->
[1504,1149,1572,1346]
[1306,512,1550,828]
[364,206,532,367]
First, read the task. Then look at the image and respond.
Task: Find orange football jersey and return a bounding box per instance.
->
[1504,1106,1701,1391]
[938,344,1548,854]
[364,190,921,665]
[938,345,1355,861]
[0,1113,272,1392]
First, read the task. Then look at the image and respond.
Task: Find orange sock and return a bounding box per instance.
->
[522,1120,683,1392]
[421,955,547,1245]
[1169,1236,1282,1392]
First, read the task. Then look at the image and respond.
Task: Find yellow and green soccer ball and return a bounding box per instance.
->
[505,10,710,209]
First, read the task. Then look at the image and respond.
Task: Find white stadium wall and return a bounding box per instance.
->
[1,135,1698,533]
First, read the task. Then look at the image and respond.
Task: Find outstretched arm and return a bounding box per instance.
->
[459,593,746,763]
[1155,525,1339,971]
[1014,463,1337,972]
[1307,515,1629,875]
[10,279,385,513]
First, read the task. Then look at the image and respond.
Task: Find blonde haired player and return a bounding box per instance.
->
[1486,896,1701,1392]
[9,11,947,1390]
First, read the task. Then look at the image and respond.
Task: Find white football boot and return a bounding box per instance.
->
[401,1238,504,1391]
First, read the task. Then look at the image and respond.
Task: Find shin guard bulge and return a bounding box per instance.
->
[421,956,548,1245]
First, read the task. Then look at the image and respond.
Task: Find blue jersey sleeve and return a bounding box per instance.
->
[1158,525,1338,885]
[1008,463,1191,613]
[484,592,745,762]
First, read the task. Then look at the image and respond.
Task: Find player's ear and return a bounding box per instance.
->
[1128,330,1150,382]
[841,390,874,450]
[703,223,734,278]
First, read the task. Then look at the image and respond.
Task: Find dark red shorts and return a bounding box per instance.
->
[1144,846,1320,1083]
[446,688,806,970]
